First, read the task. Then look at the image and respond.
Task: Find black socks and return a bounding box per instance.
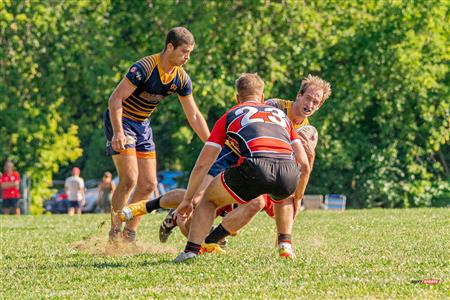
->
[145,196,161,213]
[278,233,292,244]
[184,241,201,254]
[205,224,230,244]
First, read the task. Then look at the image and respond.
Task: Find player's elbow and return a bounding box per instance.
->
[300,163,311,175]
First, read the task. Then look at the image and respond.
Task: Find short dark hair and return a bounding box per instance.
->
[235,73,264,97]
[165,27,195,50]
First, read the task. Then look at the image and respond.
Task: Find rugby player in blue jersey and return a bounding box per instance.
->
[105,27,210,243]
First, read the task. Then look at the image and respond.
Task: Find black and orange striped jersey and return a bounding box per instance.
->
[264,98,309,129]
[122,54,192,122]
[206,102,300,159]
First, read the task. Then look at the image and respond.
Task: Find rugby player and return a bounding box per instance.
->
[105,27,210,242]
[118,75,331,257]
[173,73,310,262]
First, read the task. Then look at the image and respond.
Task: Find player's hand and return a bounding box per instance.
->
[298,132,314,161]
[112,131,127,152]
[175,199,194,221]
[292,196,302,219]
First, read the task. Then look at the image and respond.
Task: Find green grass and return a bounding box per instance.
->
[1,208,448,299]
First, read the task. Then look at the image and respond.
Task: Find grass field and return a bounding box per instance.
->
[1,208,448,299]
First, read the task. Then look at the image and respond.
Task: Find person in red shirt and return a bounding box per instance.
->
[1,161,21,215]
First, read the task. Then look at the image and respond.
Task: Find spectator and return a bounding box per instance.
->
[65,167,85,216]
[1,161,21,215]
[97,171,115,213]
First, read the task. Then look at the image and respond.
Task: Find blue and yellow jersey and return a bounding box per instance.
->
[264,98,309,129]
[122,54,192,122]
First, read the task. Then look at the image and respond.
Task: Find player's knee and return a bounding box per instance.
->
[137,181,157,195]
[119,175,137,191]
[248,197,266,213]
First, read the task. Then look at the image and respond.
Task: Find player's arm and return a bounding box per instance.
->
[175,144,220,220]
[108,79,136,152]
[291,141,311,202]
[297,132,316,170]
[185,144,221,203]
[178,94,210,142]
[175,113,227,219]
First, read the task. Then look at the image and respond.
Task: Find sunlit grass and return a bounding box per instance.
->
[1,208,448,299]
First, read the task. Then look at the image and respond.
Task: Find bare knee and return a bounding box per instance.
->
[136,181,157,196]
[118,175,137,192]
[247,197,266,213]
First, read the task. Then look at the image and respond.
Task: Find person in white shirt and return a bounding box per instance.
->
[65,167,85,216]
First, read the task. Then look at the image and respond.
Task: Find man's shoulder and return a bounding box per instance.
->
[265,98,292,106]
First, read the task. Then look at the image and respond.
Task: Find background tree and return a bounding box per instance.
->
[1,0,448,212]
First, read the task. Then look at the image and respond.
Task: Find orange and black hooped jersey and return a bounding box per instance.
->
[264,98,309,129]
[122,54,192,122]
[206,102,300,159]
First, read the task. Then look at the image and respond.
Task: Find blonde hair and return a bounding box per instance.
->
[235,73,264,97]
[299,74,331,102]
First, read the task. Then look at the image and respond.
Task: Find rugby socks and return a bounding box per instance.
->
[277,233,292,245]
[184,241,201,255]
[205,224,230,244]
[145,196,162,213]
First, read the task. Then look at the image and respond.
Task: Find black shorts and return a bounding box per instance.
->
[221,157,300,203]
[2,198,20,209]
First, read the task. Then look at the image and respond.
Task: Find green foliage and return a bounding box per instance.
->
[1,209,449,298]
[1,0,448,211]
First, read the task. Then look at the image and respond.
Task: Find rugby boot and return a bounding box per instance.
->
[199,242,226,254]
[159,209,176,243]
[108,227,122,243]
[118,200,148,222]
[217,238,228,250]
[278,242,296,259]
[122,227,137,243]
[109,211,123,243]
[174,251,198,263]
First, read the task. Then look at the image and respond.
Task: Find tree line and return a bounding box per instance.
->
[1,0,448,213]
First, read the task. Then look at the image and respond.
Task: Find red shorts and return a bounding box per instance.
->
[262,194,289,217]
[216,204,234,218]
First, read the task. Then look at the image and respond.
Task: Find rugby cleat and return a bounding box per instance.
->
[217,238,228,250]
[122,227,137,243]
[199,242,226,254]
[278,242,296,259]
[174,251,198,263]
[108,227,122,243]
[159,209,176,243]
[118,200,148,222]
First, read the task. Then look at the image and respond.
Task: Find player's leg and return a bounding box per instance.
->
[159,174,214,242]
[122,156,157,242]
[204,196,266,244]
[274,197,296,258]
[174,174,238,262]
[110,154,138,240]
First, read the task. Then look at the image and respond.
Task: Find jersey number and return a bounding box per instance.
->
[235,106,287,128]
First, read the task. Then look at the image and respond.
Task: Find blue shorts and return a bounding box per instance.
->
[208,145,240,177]
[68,200,80,208]
[103,110,156,158]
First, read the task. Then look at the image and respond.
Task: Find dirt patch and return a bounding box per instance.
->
[72,221,177,256]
